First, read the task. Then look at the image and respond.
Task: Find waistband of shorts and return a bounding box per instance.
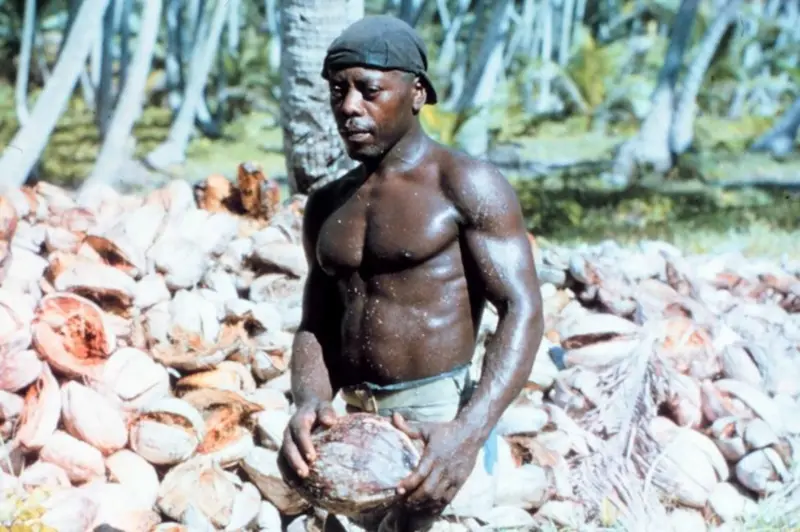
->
[340,364,472,413]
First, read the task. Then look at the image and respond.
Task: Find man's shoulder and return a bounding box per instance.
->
[434,146,518,219]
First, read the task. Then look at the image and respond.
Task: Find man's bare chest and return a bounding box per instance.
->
[316,185,459,275]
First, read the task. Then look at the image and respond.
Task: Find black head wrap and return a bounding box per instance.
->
[321,15,438,105]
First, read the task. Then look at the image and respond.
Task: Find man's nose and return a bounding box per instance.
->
[339,89,364,117]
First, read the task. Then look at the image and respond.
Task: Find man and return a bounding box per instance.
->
[278,14,544,531]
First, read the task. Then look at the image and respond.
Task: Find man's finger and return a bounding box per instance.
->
[397,453,434,495]
[317,404,338,426]
[442,484,460,508]
[406,467,443,507]
[292,412,317,462]
[392,412,423,440]
[281,434,309,478]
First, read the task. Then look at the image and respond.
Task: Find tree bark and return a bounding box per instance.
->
[14,0,36,126]
[145,0,228,170]
[453,0,513,157]
[279,0,364,194]
[83,0,164,190]
[117,0,133,100]
[609,0,700,185]
[165,0,185,111]
[0,0,112,190]
[96,2,116,138]
[670,0,743,155]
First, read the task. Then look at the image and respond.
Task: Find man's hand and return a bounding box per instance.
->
[391,412,481,516]
[279,400,338,478]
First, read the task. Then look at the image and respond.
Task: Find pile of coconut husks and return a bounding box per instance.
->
[1,164,799,532]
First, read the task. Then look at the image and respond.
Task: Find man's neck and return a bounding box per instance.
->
[362,122,429,175]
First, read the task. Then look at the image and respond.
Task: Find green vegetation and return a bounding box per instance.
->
[1,1,798,258]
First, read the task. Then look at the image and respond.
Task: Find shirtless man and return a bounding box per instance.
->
[278,14,544,531]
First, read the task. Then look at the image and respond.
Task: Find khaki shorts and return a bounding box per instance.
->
[331,366,499,532]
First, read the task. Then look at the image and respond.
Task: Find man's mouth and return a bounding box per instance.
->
[341,128,372,142]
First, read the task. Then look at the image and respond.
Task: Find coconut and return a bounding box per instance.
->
[278,413,421,517]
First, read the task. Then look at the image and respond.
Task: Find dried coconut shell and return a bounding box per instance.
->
[3,246,48,295]
[710,416,748,462]
[0,288,36,352]
[226,481,261,531]
[93,346,170,410]
[18,460,71,490]
[195,173,242,213]
[31,292,116,380]
[735,448,790,495]
[44,225,84,253]
[106,449,161,508]
[15,364,61,451]
[176,360,256,395]
[664,372,703,429]
[714,378,785,436]
[241,447,310,515]
[39,429,106,483]
[179,388,262,463]
[250,241,308,278]
[237,162,279,220]
[157,456,239,527]
[49,253,135,312]
[133,273,171,310]
[169,289,221,342]
[86,202,166,274]
[152,326,246,371]
[708,482,755,523]
[78,480,163,531]
[0,196,17,284]
[148,235,208,290]
[557,314,641,369]
[61,380,128,454]
[0,390,23,439]
[256,501,282,531]
[129,397,206,465]
[40,487,100,532]
[0,348,42,393]
[646,417,722,507]
[254,408,291,449]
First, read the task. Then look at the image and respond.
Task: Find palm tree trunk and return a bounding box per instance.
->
[14,0,37,126]
[609,0,700,185]
[165,0,186,111]
[96,2,116,138]
[670,0,743,155]
[145,0,228,170]
[0,0,112,190]
[279,0,364,194]
[83,0,164,190]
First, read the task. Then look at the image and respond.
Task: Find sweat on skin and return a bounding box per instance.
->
[278,13,545,527]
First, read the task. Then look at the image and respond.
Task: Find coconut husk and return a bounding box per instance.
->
[1,176,798,529]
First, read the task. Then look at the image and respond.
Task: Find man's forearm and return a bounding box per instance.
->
[455,303,544,444]
[290,331,334,407]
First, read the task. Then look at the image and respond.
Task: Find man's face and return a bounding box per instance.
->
[327,67,424,161]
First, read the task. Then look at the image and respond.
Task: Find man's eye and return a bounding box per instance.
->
[363,87,380,98]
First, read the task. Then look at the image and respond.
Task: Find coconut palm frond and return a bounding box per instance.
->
[742,461,800,529]
[569,323,673,529]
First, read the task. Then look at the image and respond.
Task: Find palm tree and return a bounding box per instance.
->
[278,0,364,194]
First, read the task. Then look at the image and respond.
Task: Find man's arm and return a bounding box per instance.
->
[448,161,544,445]
[290,189,340,408]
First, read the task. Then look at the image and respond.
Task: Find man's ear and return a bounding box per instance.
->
[412,77,426,113]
